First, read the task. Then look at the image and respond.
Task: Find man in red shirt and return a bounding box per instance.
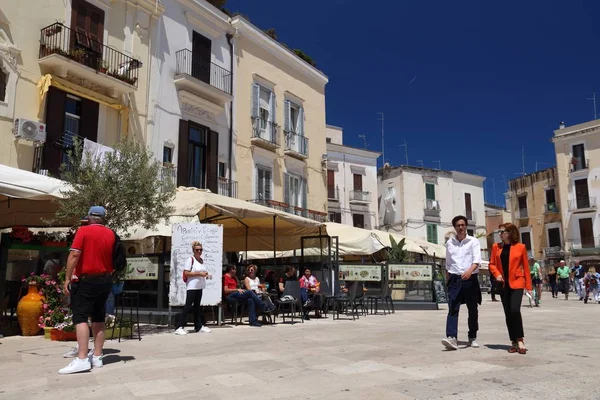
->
[223,265,274,327]
[59,206,115,374]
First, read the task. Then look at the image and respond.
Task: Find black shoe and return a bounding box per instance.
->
[303,314,311,320]
[249,321,262,327]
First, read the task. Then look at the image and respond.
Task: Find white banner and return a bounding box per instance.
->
[170,223,223,306]
[338,264,382,282]
[389,264,432,281]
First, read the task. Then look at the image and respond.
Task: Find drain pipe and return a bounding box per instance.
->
[226,32,235,194]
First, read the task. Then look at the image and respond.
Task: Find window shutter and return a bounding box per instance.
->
[298,107,304,136]
[0,70,6,102]
[177,119,189,187]
[43,87,66,177]
[269,91,276,123]
[206,130,219,193]
[251,83,259,118]
[283,173,290,205]
[301,178,308,209]
[79,98,99,142]
[284,100,291,132]
[256,168,263,200]
[265,169,272,200]
[425,183,435,200]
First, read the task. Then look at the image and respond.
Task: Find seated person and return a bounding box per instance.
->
[223,265,273,327]
[244,264,274,308]
[278,266,297,297]
[299,268,322,318]
[264,269,277,294]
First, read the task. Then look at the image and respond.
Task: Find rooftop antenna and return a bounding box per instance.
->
[587,93,598,120]
[492,178,497,206]
[416,160,424,167]
[432,160,441,170]
[358,134,367,149]
[377,112,384,169]
[398,139,408,166]
[501,174,507,192]
[521,146,525,176]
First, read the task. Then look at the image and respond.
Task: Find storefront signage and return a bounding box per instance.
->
[126,256,159,280]
[389,264,432,281]
[339,264,382,281]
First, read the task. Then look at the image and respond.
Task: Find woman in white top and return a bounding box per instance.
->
[244,264,261,293]
[175,241,212,335]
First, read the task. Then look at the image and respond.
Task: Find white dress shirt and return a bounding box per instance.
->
[445,235,482,275]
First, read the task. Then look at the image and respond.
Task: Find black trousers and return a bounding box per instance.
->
[177,289,204,331]
[500,287,524,341]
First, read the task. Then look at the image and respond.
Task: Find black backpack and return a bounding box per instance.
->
[112,231,127,273]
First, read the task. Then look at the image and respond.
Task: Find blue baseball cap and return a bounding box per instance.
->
[88,206,106,217]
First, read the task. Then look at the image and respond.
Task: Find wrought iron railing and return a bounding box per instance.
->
[425,199,440,210]
[545,203,559,214]
[517,208,528,219]
[247,199,327,222]
[175,49,232,94]
[284,131,308,156]
[160,165,177,191]
[570,158,589,172]
[211,176,238,198]
[569,236,600,249]
[252,118,279,146]
[544,246,563,257]
[39,23,142,87]
[349,190,371,202]
[568,197,597,211]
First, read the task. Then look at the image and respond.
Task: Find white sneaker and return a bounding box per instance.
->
[63,347,78,358]
[468,338,480,348]
[90,354,103,368]
[58,357,91,374]
[441,337,458,350]
[199,326,212,333]
[174,327,187,335]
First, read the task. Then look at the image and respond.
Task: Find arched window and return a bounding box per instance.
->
[0,68,6,102]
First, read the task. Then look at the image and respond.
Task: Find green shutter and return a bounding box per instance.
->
[425,183,435,200]
[427,224,438,244]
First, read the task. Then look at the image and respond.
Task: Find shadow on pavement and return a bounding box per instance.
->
[484,344,511,351]
[103,354,135,365]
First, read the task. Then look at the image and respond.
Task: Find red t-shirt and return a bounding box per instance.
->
[223,274,238,298]
[70,224,115,276]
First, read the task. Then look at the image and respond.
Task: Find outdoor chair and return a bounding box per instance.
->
[367,282,394,315]
[319,281,334,317]
[223,297,246,326]
[274,281,304,324]
[333,282,362,321]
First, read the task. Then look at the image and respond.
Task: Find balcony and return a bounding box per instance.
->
[569,236,600,256]
[284,131,309,160]
[160,164,177,191]
[465,210,477,223]
[544,203,559,214]
[424,199,441,217]
[349,190,371,203]
[251,119,279,150]
[38,23,141,97]
[544,246,564,258]
[516,208,528,219]
[568,197,597,212]
[174,49,232,106]
[213,177,238,198]
[247,199,327,222]
[570,158,589,173]
[328,186,339,201]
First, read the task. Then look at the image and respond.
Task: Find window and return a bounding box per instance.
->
[427,224,438,244]
[521,231,532,251]
[548,227,561,248]
[252,84,274,131]
[284,173,306,208]
[572,144,586,170]
[328,212,341,223]
[0,68,6,102]
[218,162,226,178]
[518,195,528,218]
[578,218,594,248]
[191,31,211,83]
[467,229,474,237]
[188,124,207,188]
[326,137,332,143]
[256,166,272,202]
[62,95,82,166]
[327,170,336,199]
[352,214,365,229]
[163,146,173,163]
[545,188,557,212]
[71,0,105,68]
[353,174,363,191]
[425,183,435,200]
[575,179,591,209]
[465,193,472,220]
[284,100,304,136]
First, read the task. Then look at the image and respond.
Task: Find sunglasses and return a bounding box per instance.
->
[194,248,203,252]
[499,230,507,234]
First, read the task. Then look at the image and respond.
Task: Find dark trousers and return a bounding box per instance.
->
[226,290,268,324]
[550,282,558,297]
[177,289,204,331]
[490,276,497,301]
[446,274,479,339]
[500,287,524,341]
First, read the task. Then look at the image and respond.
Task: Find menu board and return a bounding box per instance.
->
[389,264,433,281]
[125,256,159,280]
[338,264,382,281]
[170,223,223,306]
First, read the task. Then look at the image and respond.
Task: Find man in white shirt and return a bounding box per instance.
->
[442,215,482,351]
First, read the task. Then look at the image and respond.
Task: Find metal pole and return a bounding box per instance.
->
[378,112,384,167]
[273,216,276,271]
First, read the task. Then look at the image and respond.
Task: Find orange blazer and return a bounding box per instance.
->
[489,243,532,291]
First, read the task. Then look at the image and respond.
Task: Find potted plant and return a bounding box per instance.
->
[17,273,45,336]
[104,315,133,340]
[52,314,76,341]
[97,59,109,73]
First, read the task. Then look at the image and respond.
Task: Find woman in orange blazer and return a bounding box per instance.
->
[489,223,532,354]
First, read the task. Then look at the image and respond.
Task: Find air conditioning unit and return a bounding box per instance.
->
[13,118,46,142]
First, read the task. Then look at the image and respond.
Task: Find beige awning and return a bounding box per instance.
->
[124,187,327,252]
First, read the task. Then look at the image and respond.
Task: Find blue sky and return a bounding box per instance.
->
[225,0,600,206]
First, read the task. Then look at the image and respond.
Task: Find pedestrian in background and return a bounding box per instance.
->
[441,215,482,351]
[489,223,532,355]
[571,260,585,301]
[556,260,570,300]
[547,267,558,298]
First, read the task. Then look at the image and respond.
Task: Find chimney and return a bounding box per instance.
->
[559,121,565,129]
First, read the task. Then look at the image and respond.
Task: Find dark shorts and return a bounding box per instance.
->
[71,276,112,324]
[531,276,542,286]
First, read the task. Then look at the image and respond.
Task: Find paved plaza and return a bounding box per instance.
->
[0,296,598,400]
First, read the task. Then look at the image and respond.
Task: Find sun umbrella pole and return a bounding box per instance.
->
[272,216,276,271]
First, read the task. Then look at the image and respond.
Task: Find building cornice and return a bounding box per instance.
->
[231,17,328,87]
[179,0,233,37]
[113,0,165,17]
[327,143,381,159]
[552,122,600,142]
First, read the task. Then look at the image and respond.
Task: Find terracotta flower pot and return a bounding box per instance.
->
[17,283,44,336]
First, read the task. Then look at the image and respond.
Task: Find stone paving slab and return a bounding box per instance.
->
[1,296,598,399]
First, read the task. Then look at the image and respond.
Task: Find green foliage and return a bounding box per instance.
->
[387,234,407,262]
[293,49,316,67]
[114,263,134,283]
[51,138,175,237]
[206,0,227,8]
[264,28,278,40]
